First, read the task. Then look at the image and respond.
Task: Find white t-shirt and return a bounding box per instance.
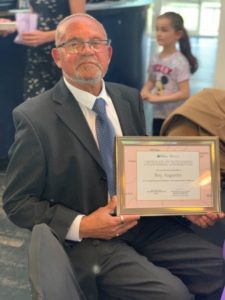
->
[148,51,190,119]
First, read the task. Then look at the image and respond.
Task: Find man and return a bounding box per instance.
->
[3,14,225,300]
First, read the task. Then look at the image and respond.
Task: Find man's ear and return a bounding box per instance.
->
[51,48,62,69]
[108,46,113,63]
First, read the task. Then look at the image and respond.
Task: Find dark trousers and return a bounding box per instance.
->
[65,217,225,300]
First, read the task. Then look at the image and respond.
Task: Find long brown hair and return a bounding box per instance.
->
[158,12,198,74]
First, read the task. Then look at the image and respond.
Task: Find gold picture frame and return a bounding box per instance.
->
[116,136,221,216]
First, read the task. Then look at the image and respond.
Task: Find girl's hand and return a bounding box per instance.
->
[147,93,162,102]
[20,30,54,46]
[140,89,151,100]
[142,93,162,103]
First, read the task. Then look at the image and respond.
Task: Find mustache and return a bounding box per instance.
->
[76,58,101,69]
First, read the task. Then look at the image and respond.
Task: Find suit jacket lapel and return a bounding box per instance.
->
[106,83,136,135]
[51,80,138,170]
[52,79,103,168]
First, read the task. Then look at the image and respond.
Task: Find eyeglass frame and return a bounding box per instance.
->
[56,38,112,53]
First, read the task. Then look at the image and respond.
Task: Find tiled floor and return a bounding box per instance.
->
[0,36,219,299]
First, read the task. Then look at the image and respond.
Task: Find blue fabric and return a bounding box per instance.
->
[93,98,116,196]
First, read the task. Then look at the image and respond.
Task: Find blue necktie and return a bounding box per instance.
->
[93,98,116,196]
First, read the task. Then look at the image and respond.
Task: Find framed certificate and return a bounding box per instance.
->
[116,136,221,216]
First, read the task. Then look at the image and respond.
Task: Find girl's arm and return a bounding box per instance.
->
[145,80,190,103]
[141,77,155,99]
[21,0,86,46]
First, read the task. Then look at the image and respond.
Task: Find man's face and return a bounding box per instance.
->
[52,16,112,89]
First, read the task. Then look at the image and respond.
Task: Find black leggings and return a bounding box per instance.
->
[153,118,164,136]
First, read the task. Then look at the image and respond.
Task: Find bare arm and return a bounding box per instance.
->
[144,80,190,104]
[140,77,155,99]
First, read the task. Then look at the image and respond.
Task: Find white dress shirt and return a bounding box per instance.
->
[64,78,122,241]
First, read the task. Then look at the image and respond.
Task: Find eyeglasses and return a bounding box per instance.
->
[57,39,111,54]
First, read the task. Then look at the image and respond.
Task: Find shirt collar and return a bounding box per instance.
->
[63,78,109,110]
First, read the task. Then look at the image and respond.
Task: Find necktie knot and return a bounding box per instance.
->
[93,98,107,120]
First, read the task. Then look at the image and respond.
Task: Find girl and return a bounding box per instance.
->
[141,12,198,136]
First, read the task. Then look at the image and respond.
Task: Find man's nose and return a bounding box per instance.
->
[81,42,95,54]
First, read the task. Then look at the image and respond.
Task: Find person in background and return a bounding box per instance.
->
[3,13,225,300]
[0,0,86,98]
[141,12,198,136]
[21,0,85,99]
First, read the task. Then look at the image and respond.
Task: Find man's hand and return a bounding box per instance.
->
[185,212,225,228]
[79,196,140,240]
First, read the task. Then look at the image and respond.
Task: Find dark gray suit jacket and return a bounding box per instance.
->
[3,79,146,241]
